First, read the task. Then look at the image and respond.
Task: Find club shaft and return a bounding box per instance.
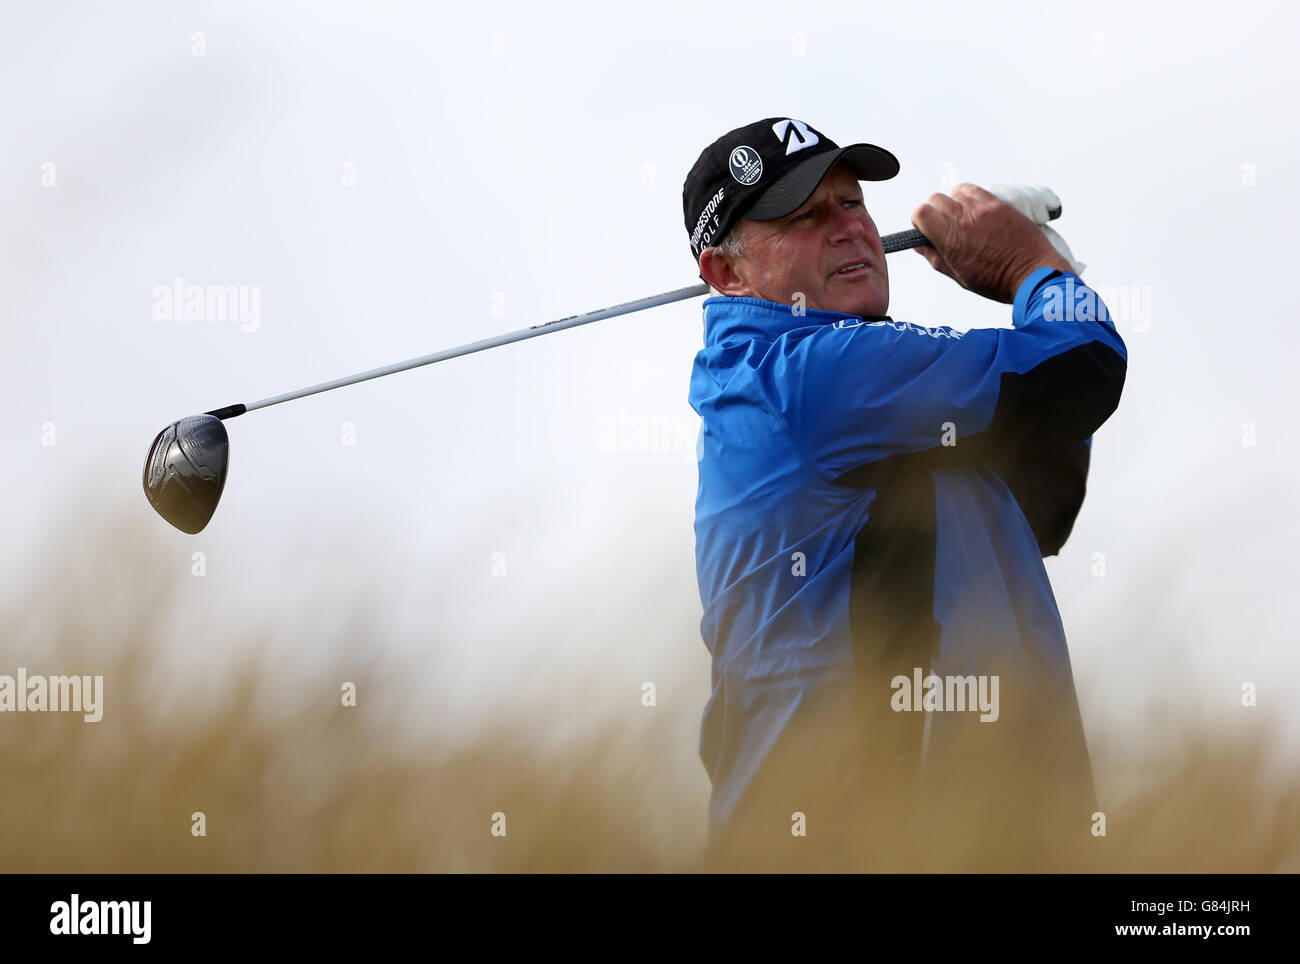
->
[240,281,712,415]
[209,225,955,420]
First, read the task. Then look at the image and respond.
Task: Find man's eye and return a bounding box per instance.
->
[791,211,812,222]
[844,199,862,208]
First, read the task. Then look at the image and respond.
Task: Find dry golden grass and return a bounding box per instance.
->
[2,512,1295,873]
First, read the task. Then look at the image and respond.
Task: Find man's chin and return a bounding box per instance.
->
[830,294,889,319]
[813,276,888,318]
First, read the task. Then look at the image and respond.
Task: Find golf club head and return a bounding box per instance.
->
[142,414,229,534]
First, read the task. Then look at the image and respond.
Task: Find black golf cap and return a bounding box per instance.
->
[682,117,899,271]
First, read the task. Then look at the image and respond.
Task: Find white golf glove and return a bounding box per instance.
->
[988,182,1086,276]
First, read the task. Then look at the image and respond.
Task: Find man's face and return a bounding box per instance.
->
[709,161,889,318]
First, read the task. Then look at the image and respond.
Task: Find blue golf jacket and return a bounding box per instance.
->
[688,267,1128,846]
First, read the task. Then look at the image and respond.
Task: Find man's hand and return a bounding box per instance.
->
[911,184,1076,303]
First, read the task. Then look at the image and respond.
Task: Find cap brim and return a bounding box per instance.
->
[745,144,900,221]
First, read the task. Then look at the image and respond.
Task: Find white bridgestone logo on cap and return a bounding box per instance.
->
[690,186,727,252]
[771,118,819,155]
[729,147,763,185]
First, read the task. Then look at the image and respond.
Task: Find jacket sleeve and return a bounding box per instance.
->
[749,268,1127,482]
[994,435,1092,557]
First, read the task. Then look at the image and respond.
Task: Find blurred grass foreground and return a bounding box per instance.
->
[1,509,1296,873]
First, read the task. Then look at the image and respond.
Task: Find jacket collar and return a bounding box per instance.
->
[701,295,892,347]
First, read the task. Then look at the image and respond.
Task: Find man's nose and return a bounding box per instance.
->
[829,204,866,242]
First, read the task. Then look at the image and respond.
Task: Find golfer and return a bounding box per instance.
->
[682,117,1127,871]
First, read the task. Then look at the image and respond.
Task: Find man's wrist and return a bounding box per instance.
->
[1008,254,1075,298]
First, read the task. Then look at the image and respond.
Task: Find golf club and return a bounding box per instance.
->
[143,204,1063,534]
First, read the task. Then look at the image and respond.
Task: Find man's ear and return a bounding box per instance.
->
[699,247,749,297]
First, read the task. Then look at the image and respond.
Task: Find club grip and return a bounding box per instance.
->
[882,229,930,253]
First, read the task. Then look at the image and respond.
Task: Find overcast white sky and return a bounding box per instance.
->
[3,0,1297,791]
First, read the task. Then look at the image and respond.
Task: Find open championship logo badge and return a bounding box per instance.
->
[729,146,762,185]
